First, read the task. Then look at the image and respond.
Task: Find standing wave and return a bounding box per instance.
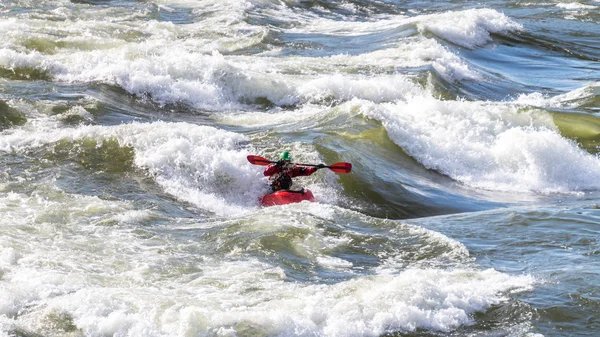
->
[359,92,600,194]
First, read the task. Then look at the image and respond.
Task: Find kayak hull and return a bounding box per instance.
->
[261,189,316,206]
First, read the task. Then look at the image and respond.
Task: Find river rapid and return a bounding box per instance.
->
[1,1,600,336]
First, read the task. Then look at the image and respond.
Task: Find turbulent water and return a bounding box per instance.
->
[1,0,599,336]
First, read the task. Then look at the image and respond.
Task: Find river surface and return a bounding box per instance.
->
[1,1,600,336]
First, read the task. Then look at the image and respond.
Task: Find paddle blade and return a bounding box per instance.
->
[327,162,352,174]
[247,155,273,166]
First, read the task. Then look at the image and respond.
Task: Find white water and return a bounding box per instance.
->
[0,7,525,111]
[0,199,535,336]
[360,91,600,193]
[0,120,266,215]
[3,1,596,336]
[2,2,595,195]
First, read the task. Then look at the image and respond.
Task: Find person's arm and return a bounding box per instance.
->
[264,160,287,176]
[264,164,280,176]
[289,166,318,177]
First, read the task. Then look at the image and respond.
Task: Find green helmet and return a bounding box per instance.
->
[280,151,291,161]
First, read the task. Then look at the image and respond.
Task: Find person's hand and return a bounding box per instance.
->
[316,164,326,169]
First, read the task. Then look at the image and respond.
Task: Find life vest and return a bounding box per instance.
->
[271,172,293,191]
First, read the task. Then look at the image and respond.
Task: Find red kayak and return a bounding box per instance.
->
[261,189,316,206]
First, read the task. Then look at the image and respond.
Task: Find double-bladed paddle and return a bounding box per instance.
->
[247,155,352,174]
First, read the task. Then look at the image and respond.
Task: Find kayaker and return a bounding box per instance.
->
[264,151,325,192]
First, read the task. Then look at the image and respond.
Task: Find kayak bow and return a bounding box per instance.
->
[261,189,316,206]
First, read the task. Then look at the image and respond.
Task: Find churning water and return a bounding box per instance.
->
[1,1,600,336]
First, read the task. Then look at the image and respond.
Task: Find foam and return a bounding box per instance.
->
[0,48,47,70]
[278,7,522,50]
[299,73,426,103]
[0,190,535,336]
[2,260,535,336]
[417,8,523,49]
[350,38,479,81]
[516,82,600,109]
[1,3,489,109]
[0,1,266,110]
[557,3,597,10]
[0,2,546,336]
[2,248,536,336]
[0,121,267,215]
[283,10,407,37]
[0,191,133,319]
[360,94,600,193]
